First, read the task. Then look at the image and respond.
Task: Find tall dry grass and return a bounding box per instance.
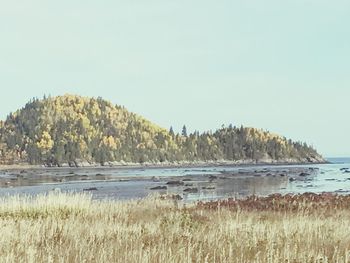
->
[0,192,349,262]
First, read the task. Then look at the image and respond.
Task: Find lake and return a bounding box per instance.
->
[0,158,349,201]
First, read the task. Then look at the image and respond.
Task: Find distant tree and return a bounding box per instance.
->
[0,95,324,165]
[169,126,175,138]
[53,142,66,166]
[182,125,188,137]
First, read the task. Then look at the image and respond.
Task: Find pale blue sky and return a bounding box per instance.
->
[0,1,349,157]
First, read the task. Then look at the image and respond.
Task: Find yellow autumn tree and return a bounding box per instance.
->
[37,131,54,152]
[101,136,119,150]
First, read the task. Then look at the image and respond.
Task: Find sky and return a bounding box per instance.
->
[0,0,349,157]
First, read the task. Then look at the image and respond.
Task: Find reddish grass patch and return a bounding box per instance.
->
[197,193,350,213]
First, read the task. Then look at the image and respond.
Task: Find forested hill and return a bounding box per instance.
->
[0,95,325,166]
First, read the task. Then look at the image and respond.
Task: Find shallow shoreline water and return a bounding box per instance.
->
[0,159,348,202]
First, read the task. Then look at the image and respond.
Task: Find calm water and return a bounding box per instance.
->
[281,158,350,194]
[0,158,349,201]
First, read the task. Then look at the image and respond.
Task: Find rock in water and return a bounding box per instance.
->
[150,186,167,190]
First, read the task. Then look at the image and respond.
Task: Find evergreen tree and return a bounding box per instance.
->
[182,125,188,137]
[169,126,175,138]
[0,95,324,165]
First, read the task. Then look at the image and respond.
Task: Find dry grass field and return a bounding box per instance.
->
[0,192,349,262]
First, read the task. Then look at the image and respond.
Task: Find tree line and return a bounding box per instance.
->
[0,95,323,166]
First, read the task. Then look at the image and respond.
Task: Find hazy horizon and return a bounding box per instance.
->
[1,1,349,157]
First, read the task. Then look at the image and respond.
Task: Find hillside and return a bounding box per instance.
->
[0,95,325,166]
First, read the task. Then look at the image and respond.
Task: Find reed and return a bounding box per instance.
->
[0,192,349,262]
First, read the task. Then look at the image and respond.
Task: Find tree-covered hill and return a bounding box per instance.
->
[0,95,325,166]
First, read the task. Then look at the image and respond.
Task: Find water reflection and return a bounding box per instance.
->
[0,158,349,201]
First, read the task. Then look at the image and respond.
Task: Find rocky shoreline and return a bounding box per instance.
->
[1,161,350,202]
[0,156,328,171]
[0,164,324,201]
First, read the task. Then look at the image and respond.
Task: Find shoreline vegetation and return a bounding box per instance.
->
[0,95,325,167]
[0,192,349,262]
[0,158,329,171]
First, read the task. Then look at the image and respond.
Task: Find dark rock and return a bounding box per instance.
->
[209,175,218,180]
[183,187,198,193]
[289,177,296,182]
[280,174,286,177]
[96,173,104,176]
[150,186,167,190]
[166,181,184,186]
[299,172,310,177]
[335,189,349,193]
[182,179,192,182]
[202,186,215,190]
[83,187,98,191]
[184,184,193,187]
